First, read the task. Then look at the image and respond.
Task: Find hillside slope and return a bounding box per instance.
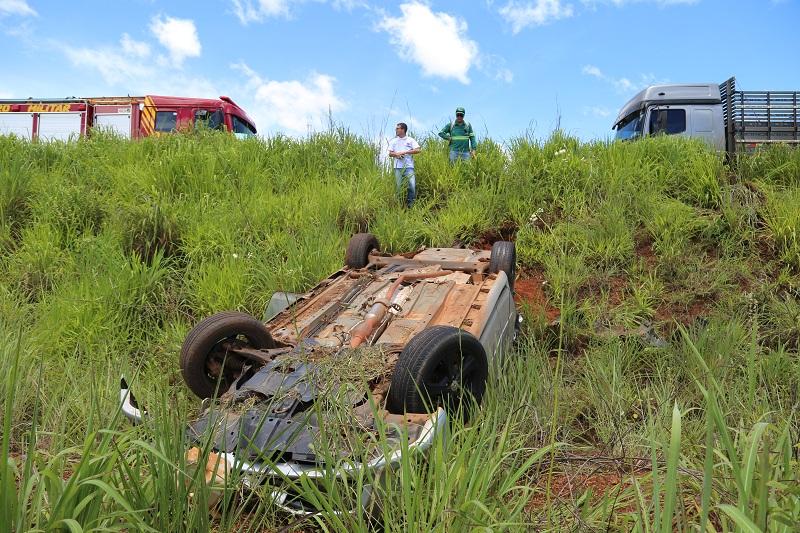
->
[1,131,799,531]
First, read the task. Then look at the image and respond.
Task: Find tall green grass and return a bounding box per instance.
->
[1,130,799,530]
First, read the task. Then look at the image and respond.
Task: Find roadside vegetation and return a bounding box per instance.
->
[1,129,799,531]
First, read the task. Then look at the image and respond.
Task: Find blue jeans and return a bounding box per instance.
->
[394,167,416,207]
[449,150,472,163]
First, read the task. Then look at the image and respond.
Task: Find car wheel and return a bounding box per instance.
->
[180,311,274,399]
[489,240,516,292]
[388,325,488,420]
[345,233,379,269]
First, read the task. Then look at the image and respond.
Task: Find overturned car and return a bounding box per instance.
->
[123,233,519,514]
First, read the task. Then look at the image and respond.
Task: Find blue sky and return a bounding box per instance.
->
[1,0,798,143]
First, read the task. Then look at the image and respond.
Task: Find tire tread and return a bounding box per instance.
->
[389,325,487,414]
[345,233,379,269]
[180,311,273,399]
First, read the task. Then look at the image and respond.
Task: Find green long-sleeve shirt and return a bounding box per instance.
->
[438,120,476,153]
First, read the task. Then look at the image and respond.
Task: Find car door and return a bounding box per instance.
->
[477,273,516,363]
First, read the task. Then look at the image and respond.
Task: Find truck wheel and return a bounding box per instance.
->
[489,241,516,292]
[388,325,488,420]
[180,311,274,399]
[345,233,379,269]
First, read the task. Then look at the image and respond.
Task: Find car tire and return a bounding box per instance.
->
[489,240,516,292]
[388,325,488,420]
[180,311,274,399]
[345,233,379,269]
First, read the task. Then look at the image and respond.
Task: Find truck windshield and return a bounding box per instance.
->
[614,112,644,141]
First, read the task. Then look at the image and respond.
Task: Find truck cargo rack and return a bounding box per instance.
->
[721,77,800,154]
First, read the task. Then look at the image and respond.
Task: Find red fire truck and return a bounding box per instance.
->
[0,95,257,141]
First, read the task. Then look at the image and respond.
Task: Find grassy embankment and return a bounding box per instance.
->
[1,130,799,531]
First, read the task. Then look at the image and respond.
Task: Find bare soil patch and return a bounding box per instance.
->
[473,221,519,250]
[634,235,657,269]
[577,275,628,307]
[526,454,648,512]
[655,295,714,326]
[515,268,560,322]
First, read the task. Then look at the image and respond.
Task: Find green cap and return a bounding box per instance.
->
[455,107,465,115]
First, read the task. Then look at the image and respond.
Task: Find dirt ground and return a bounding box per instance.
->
[526,456,648,513]
[514,269,560,323]
[473,222,519,251]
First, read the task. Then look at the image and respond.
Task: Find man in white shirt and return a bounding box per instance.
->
[388,122,421,208]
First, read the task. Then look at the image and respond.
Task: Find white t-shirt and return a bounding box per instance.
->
[388,135,420,169]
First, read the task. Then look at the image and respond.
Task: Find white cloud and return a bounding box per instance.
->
[581,64,603,78]
[64,30,213,94]
[150,75,220,99]
[255,75,345,132]
[149,15,201,66]
[614,77,635,92]
[234,63,346,133]
[331,0,367,8]
[120,33,150,58]
[477,53,514,83]
[495,68,514,83]
[499,0,574,33]
[497,0,696,33]
[583,0,698,6]
[583,105,611,118]
[65,44,154,85]
[387,108,433,135]
[230,0,365,24]
[65,43,220,97]
[251,0,292,16]
[3,20,31,40]
[0,0,37,17]
[377,2,479,85]
[581,64,663,93]
[231,0,290,23]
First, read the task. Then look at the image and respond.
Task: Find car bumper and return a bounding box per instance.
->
[119,379,446,515]
[223,407,447,515]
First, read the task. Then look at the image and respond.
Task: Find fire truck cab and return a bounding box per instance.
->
[0,94,256,141]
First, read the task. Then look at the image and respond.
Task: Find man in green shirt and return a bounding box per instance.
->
[438,106,476,162]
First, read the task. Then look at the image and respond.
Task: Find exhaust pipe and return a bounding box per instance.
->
[350,270,452,347]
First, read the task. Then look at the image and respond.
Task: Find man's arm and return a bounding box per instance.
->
[388,139,400,158]
[438,123,451,141]
[390,146,420,157]
[468,124,477,154]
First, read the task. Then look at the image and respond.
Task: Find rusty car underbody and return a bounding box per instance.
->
[122,235,518,514]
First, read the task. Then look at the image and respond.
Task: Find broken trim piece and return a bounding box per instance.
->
[227,407,446,482]
[120,377,145,424]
